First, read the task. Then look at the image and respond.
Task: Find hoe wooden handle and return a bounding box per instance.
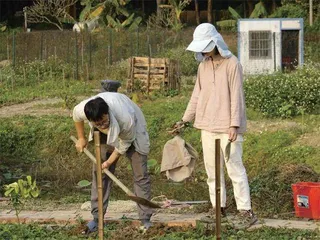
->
[70,136,135,196]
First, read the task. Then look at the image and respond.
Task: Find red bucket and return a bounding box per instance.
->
[292,182,320,219]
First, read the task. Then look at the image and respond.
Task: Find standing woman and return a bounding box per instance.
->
[177,23,257,228]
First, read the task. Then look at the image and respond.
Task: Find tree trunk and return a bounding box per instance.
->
[195,0,200,25]
[156,0,161,16]
[247,0,254,17]
[272,0,277,12]
[243,0,247,18]
[141,0,145,14]
[207,0,212,23]
[0,1,2,22]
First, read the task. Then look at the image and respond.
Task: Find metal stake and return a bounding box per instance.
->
[215,139,221,240]
[94,131,104,240]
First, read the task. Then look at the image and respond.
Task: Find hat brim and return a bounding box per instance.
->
[186,39,212,52]
[202,41,216,53]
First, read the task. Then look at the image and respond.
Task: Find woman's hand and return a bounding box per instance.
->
[228,127,238,142]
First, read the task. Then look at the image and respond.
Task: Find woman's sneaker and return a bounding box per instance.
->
[232,209,258,229]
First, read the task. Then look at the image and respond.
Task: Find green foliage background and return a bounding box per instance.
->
[244,63,320,117]
[0,27,319,223]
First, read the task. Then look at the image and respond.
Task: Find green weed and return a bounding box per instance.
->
[4,176,40,223]
[0,86,319,218]
[244,62,320,118]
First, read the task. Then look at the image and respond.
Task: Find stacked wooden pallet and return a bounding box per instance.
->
[127,57,180,93]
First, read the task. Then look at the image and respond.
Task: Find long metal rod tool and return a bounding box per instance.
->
[94,131,104,240]
[70,136,161,209]
[215,139,221,240]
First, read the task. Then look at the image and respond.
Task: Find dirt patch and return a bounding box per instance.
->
[247,120,300,133]
[81,200,137,213]
[106,222,209,240]
[295,132,320,148]
[0,98,71,118]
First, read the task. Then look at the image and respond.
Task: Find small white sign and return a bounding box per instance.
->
[297,195,309,208]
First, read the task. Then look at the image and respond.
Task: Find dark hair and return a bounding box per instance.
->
[84,97,109,122]
[214,47,219,55]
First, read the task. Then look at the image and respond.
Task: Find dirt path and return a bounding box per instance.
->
[0,98,298,128]
[0,98,71,118]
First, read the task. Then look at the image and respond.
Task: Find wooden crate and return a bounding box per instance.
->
[127,57,180,93]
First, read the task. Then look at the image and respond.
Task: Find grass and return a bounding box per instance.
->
[0,94,319,217]
[0,223,318,240]
[0,79,94,106]
[0,52,319,238]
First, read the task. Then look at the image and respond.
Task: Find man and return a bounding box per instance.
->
[73,92,154,233]
[176,23,257,228]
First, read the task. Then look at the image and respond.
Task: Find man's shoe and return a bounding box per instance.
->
[200,207,227,223]
[82,219,98,235]
[139,219,153,233]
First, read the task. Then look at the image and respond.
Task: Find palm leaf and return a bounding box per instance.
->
[88,4,105,20]
[121,13,135,27]
[228,6,241,20]
[216,19,237,28]
[106,15,119,27]
[107,0,120,8]
[249,1,268,18]
[119,0,130,6]
[80,0,90,6]
[79,4,92,21]
[117,7,130,17]
[0,25,7,32]
[235,3,244,17]
[128,16,142,31]
[62,14,76,24]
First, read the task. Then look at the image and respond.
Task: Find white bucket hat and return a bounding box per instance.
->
[186,23,232,59]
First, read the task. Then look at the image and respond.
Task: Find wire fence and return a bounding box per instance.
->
[0,27,319,81]
[0,28,194,78]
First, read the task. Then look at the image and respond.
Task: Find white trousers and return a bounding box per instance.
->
[201,130,251,210]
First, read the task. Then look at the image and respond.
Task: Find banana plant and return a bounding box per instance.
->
[78,0,142,30]
[168,0,192,24]
[79,0,106,22]
[217,1,268,30]
[249,1,268,18]
[106,13,142,31]
[0,21,7,32]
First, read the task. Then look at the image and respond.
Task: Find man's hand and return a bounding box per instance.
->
[102,161,112,169]
[102,150,121,169]
[76,138,87,152]
[228,127,238,142]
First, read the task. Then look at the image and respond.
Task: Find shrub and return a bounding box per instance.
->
[305,18,320,33]
[157,46,198,76]
[269,3,308,19]
[244,63,320,118]
[104,59,129,83]
[250,164,319,216]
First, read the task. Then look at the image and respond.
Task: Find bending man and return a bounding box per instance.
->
[73,92,153,233]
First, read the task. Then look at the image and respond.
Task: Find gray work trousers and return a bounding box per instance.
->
[91,136,154,221]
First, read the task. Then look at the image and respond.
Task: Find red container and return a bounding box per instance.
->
[292,182,320,219]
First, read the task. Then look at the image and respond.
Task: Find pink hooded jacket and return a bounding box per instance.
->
[182,55,247,134]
